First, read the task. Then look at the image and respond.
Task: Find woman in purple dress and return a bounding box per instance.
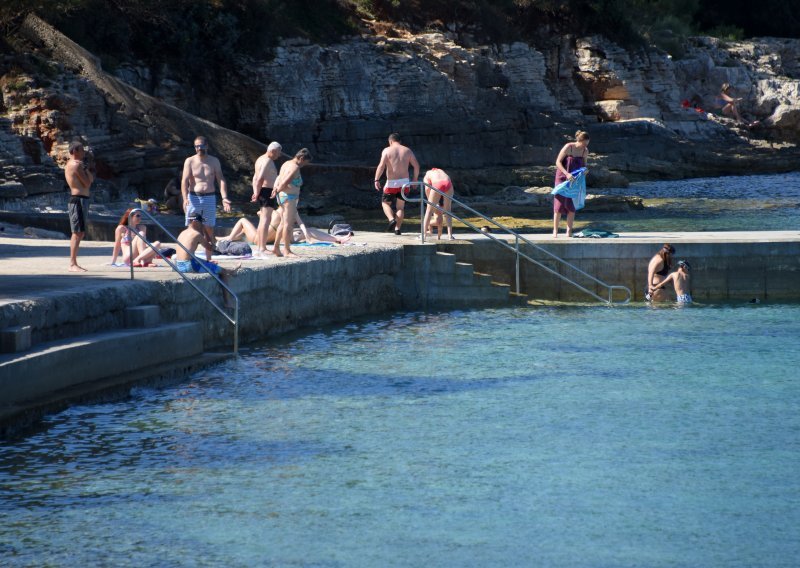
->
[553,130,590,238]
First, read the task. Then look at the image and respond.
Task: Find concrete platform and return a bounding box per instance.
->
[2,229,798,304]
[2,229,799,307]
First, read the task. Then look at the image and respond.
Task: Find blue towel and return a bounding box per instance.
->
[551,167,587,210]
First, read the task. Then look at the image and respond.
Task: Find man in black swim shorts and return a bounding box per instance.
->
[251,141,282,256]
[64,139,95,272]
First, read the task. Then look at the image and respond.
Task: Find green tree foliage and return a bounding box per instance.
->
[2,0,797,68]
[695,0,799,39]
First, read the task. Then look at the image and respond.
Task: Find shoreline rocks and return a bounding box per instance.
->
[1,15,798,218]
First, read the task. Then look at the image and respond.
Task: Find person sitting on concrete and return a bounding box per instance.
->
[651,260,693,304]
[110,208,162,267]
[163,168,183,214]
[175,214,240,307]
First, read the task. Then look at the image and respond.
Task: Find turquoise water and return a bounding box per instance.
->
[2,304,800,566]
[589,172,800,232]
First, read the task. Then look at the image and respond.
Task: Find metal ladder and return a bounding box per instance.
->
[401,182,632,305]
[126,208,239,354]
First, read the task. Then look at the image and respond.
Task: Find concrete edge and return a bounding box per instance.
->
[0,352,231,439]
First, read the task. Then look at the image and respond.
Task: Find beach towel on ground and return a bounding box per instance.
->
[573,228,619,238]
[551,167,587,210]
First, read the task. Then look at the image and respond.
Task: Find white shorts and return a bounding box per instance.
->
[384,178,410,191]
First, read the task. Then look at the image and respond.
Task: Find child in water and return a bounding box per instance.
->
[652,260,692,304]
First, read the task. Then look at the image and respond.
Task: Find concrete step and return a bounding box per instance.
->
[0,351,230,438]
[508,290,531,305]
[0,321,205,407]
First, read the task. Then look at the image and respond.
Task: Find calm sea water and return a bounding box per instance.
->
[588,171,800,232]
[2,304,799,567]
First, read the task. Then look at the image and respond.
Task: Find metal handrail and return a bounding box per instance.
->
[401,182,631,305]
[127,208,239,354]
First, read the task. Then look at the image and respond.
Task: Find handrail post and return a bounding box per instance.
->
[128,227,134,280]
[420,185,425,243]
[401,184,631,305]
[233,298,239,356]
[515,235,520,295]
[128,207,240,355]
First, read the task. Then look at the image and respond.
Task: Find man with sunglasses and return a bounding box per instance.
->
[181,135,232,246]
[64,139,95,272]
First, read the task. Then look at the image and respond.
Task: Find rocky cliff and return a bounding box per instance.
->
[1,14,799,215]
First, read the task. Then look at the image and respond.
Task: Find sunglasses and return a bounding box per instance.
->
[195,144,207,150]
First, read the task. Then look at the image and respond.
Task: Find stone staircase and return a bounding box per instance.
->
[397,245,528,310]
[0,304,226,436]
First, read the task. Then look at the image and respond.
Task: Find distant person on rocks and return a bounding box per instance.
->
[64,139,95,272]
[251,141,282,257]
[175,214,239,308]
[645,243,675,302]
[163,168,183,214]
[374,133,419,236]
[553,130,590,238]
[110,208,162,266]
[181,135,232,246]
[422,168,455,240]
[651,260,693,304]
[716,83,757,127]
[270,148,313,258]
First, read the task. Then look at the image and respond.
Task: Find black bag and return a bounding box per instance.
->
[216,239,252,256]
[329,223,354,237]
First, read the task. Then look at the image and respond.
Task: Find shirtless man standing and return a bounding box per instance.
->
[182,135,232,246]
[374,133,419,236]
[64,139,95,272]
[250,141,282,257]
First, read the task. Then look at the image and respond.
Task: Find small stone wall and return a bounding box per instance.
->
[438,238,800,302]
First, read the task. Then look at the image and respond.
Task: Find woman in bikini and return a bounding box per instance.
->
[553,130,590,238]
[645,243,675,302]
[270,148,313,257]
[110,208,162,266]
[422,168,455,240]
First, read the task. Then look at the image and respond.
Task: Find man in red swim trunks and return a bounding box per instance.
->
[373,133,419,236]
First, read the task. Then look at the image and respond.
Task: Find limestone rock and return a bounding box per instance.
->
[2,13,799,220]
[21,172,63,195]
[0,181,26,198]
[23,226,67,239]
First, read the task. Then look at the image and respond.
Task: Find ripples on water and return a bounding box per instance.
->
[592,172,800,232]
[1,305,799,566]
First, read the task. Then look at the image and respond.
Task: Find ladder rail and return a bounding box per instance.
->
[128,208,239,355]
[403,182,631,305]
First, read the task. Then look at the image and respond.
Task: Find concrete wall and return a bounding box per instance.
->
[438,239,800,302]
[3,238,798,362]
[161,247,403,348]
